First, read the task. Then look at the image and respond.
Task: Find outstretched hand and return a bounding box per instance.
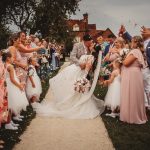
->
[119,25,126,33]
[79,63,86,70]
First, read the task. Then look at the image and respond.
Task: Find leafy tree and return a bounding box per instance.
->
[31,0,81,42]
[0,0,80,44]
[3,0,38,31]
[0,24,11,49]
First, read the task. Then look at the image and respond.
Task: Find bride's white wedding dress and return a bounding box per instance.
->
[33,51,104,119]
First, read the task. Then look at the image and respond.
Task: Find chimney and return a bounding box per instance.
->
[83,13,88,23]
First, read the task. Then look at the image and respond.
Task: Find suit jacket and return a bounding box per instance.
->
[70,42,87,65]
[146,41,150,67]
[103,44,110,57]
[123,31,132,42]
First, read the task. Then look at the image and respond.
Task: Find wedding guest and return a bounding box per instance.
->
[104,37,125,62]
[51,44,58,71]
[102,60,121,118]
[60,45,66,61]
[30,34,37,48]
[120,25,150,108]
[103,34,116,57]
[1,50,19,130]
[120,36,147,124]
[26,57,42,105]
[97,35,108,57]
[2,52,29,122]
[0,140,4,149]
[142,28,150,36]
[25,36,32,49]
[9,33,44,82]
[120,25,132,42]
[141,27,150,107]
[0,50,8,126]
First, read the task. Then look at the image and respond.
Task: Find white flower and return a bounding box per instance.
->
[120,48,129,56]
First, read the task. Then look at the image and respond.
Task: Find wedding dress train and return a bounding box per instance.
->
[33,52,104,119]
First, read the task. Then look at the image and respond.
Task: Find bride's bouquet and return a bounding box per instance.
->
[74,77,91,94]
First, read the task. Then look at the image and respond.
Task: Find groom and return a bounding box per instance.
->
[70,34,93,70]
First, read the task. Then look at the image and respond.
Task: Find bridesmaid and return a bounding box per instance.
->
[0,50,8,126]
[120,36,147,124]
[8,33,44,82]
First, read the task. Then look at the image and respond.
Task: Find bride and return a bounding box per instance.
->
[33,45,104,119]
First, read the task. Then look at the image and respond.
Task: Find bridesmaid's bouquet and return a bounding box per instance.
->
[74,77,91,93]
[99,65,111,82]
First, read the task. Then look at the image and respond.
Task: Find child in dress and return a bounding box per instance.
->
[102,60,121,118]
[2,52,29,124]
[26,57,42,105]
[1,50,20,130]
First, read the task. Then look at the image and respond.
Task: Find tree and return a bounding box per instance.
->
[31,0,81,42]
[0,0,81,44]
[0,24,11,49]
[3,0,38,31]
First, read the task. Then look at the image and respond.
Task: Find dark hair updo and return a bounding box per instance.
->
[91,44,101,72]
[2,51,12,62]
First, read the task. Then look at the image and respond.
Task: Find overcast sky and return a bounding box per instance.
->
[71,0,150,36]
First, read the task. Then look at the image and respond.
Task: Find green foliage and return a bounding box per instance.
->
[0,24,11,49]
[0,0,80,44]
[3,0,37,31]
[32,0,81,42]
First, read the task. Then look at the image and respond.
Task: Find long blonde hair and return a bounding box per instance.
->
[115,37,125,48]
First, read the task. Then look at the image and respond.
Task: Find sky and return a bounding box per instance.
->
[71,0,150,36]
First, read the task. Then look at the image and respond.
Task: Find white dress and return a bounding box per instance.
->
[26,65,42,101]
[6,64,29,115]
[104,70,121,111]
[33,52,104,119]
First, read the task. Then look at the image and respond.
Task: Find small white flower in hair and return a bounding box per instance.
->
[1,49,9,53]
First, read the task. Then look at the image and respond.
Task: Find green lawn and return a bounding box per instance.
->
[94,85,150,150]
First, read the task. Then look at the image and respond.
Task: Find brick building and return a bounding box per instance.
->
[67,13,116,42]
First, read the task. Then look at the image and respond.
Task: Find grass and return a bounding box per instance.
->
[94,84,150,150]
[0,69,59,150]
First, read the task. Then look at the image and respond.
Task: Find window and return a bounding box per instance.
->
[73,24,80,31]
[74,36,81,43]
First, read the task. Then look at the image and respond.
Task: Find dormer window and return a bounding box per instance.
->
[73,24,80,31]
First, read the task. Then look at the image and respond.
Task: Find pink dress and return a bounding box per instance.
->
[120,49,147,124]
[15,49,27,83]
[0,58,5,106]
[109,52,120,62]
[0,58,8,124]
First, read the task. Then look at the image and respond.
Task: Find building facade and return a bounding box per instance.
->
[67,13,116,42]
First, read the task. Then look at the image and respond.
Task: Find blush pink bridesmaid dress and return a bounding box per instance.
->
[120,49,147,124]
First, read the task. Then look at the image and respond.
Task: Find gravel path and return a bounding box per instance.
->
[14,61,114,150]
[14,116,114,150]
